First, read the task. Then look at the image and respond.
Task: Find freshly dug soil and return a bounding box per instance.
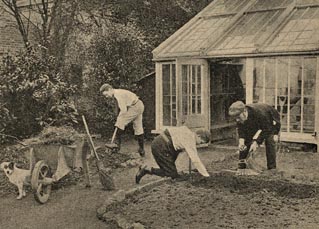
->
[97,148,131,169]
[104,144,319,229]
[109,174,319,228]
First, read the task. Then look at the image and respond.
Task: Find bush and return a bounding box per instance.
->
[79,26,150,136]
[0,47,78,142]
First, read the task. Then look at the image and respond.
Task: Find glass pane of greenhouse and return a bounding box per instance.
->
[289,58,302,133]
[265,59,276,106]
[277,58,289,131]
[162,64,177,126]
[182,64,202,116]
[253,56,317,133]
[267,5,319,52]
[303,58,316,133]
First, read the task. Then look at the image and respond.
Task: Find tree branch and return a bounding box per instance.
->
[47,0,60,38]
[2,0,30,47]
[0,2,15,17]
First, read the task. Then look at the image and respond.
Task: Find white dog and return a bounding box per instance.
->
[0,162,31,199]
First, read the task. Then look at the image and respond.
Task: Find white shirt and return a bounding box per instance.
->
[167,126,210,177]
[113,89,139,115]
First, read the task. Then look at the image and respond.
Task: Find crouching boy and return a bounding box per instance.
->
[135,126,211,184]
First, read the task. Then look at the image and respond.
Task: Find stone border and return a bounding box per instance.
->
[96,177,171,229]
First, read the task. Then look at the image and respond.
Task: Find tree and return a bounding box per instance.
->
[0,0,213,139]
[1,0,79,62]
[1,0,29,47]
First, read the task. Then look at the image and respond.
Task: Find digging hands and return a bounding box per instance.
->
[239,144,246,152]
[238,138,246,151]
[236,140,260,176]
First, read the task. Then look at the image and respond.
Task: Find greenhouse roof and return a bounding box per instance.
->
[153,0,319,60]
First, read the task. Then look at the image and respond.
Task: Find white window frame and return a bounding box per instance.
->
[181,64,202,116]
[246,56,319,149]
[155,61,177,130]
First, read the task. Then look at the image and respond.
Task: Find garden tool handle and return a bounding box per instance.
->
[82,115,100,161]
[246,148,253,159]
[189,158,192,181]
[111,127,118,144]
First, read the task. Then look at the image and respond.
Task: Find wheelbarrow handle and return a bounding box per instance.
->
[82,115,100,161]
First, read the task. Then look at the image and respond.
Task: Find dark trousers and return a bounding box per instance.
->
[150,134,180,178]
[239,135,277,169]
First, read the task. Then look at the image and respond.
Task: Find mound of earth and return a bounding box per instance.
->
[105,174,319,228]
[100,145,319,229]
[97,148,132,169]
[23,126,82,146]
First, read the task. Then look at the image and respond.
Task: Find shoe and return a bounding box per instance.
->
[136,134,145,157]
[238,159,247,169]
[138,148,145,157]
[172,174,186,182]
[135,166,147,184]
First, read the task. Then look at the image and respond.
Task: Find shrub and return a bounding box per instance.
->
[79,26,150,136]
[0,47,78,142]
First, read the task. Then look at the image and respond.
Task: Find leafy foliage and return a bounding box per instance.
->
[110,0,211,47]
[76,25,151,135]
[0,0,213,140]
[0,47,78,141]
[87,26,150,88]
[72,0,212,136]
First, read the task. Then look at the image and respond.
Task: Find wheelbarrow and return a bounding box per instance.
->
[24,137,91,204]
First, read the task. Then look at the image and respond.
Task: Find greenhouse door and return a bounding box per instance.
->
[177,59,209,129]
[161,63,177,128]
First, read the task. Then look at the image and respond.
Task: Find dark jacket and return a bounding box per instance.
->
[237,103,281,144]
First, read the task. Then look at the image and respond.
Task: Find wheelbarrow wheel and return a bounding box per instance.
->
[31,160,52,204]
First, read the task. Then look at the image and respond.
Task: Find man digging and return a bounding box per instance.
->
[228,101,281,175]
[100,83,145,157]
[135,126,211,184]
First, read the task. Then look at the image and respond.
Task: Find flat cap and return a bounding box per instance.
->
[228,101,245,117]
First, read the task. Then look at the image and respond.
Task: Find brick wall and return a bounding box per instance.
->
[0,2,25,56]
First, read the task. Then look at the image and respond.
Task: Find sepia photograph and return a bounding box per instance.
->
[1,0,319,228]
